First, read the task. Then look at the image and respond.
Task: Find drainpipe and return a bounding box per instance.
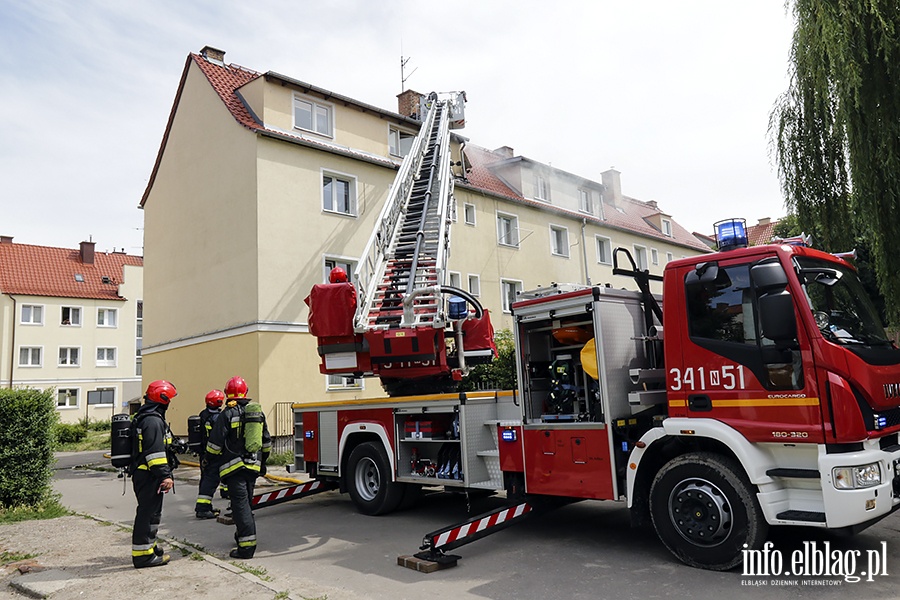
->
[581,218,592,286]
[5,293,16,388]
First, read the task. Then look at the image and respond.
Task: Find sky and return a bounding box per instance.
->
[0,1,796,255]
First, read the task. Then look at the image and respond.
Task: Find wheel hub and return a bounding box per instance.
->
[354,457,380,502]
[668,478,732,547]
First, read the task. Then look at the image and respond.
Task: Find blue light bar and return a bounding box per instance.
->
[714,218,749,251]
[875,415,887,430]
[501,428,517,442]
[304,430,315,439]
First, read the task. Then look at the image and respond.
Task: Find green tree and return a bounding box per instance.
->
[770,0,900,325]
[458,329,518,391]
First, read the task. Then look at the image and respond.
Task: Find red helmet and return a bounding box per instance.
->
[225,376,249,399]
[329,267,349,283]
[205,389,225,409]
[145,380,177,405]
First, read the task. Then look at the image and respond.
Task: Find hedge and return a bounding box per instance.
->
[0,388,58,508]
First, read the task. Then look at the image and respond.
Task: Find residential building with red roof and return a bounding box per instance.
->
[139,46,710,431]
[0,237,144,423]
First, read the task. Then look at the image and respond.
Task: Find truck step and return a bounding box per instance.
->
[776,510,826,523]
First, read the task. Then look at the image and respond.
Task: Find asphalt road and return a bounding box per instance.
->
[52,452,900,600]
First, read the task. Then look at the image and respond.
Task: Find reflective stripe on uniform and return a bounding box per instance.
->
[145,451,168,468]
[237,535,257,547]
[207,442,222,455]
[196,495,213,505]
[219,457,244,477]
[132,542,157,557]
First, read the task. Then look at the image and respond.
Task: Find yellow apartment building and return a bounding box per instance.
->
[140,46,709,436]
[0,237,144,424]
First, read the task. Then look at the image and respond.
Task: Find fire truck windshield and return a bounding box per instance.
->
[796,256,888,346]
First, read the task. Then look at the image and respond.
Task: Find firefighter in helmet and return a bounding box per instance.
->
[131,379,177,568]
[194,389,225,519]
[329,266,349,283]
[206,376,271,558]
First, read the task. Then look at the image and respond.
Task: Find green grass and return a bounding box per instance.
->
[56,429,111,452]
[0,550,37,565]
[0,495,69,524]
[230,560,272,581]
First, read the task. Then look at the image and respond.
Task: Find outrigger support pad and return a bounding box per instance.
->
[401,496,574,571]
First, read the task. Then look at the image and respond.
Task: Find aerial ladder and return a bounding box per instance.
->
[306,92,495,395]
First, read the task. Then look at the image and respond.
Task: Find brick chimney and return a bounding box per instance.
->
[757,217,771,226]
[397,89,425,119]
[199,46,226,64]
[601,168,623,209]
[80,240,95,265]
[0,236,12,244]
[493,146,515,159]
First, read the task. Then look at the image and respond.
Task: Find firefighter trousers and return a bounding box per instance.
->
[131,469,165,567]
[224,469,258,558]
[195,456,221,514]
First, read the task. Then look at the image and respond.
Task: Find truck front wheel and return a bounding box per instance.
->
[649,452,767,570]
[346,441,404,516]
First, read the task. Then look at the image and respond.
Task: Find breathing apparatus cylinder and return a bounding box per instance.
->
[187,415,202,452]
[110,413,132,469]
[243,402,264,453]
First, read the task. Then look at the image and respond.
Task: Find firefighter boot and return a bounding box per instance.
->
[196,508,221,519]
[230,548,254,559]
[135,553,170,568]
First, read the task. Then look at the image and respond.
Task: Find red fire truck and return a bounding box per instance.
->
[288,93,900,571]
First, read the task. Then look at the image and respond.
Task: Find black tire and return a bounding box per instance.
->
[346,442,404,516]
[649,452,768,570]
[398,483,423,510]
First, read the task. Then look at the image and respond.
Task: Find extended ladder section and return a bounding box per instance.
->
[354,92,463,332]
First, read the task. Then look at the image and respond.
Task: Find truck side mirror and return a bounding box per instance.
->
[750,260,788,293]
[758,290,797,342]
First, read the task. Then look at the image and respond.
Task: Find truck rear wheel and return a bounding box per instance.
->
[649,452,767,570]
[346,442,404,516]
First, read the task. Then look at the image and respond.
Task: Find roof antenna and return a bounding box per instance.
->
[400,41,416,92]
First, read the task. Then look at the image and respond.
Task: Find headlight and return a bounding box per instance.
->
[833,463,882,489]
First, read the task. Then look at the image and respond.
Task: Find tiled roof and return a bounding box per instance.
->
[461,145,710,252]
[0,242,142,300]
[747,220,778,246]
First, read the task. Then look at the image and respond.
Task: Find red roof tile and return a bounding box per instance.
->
[0,242,142,300]
[747,220,778,246]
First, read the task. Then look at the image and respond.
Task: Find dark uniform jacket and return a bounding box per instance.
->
[206,399,271,479]
[198,407,221,459]
[131,402,174,479]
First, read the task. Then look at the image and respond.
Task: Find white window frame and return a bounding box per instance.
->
[327,374,364,392]
[463,203,476,226]
[321,169,358,217]
[58,346,81,367]
[578,189,593,214]
[97,307,118,328]
[61,306,82,327]
[651,248,659,265]
[534,174,550,202]
[666,252,674,263]
[135,300,143,358]
[19,346,42,367]
[596,235,612,265]
[633,244,649,271]
[500,279,524,313]
[293,94,334,137]
[467,274,481,297]
[662,219,673,237]
[496,211,520,248]
[96,347,117,367]
[57,388,79,409]
[324,256,358,284]
[549,224,569,258]
[21,304,44,325]
[448,271,462,289]
[388,125,414,158]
